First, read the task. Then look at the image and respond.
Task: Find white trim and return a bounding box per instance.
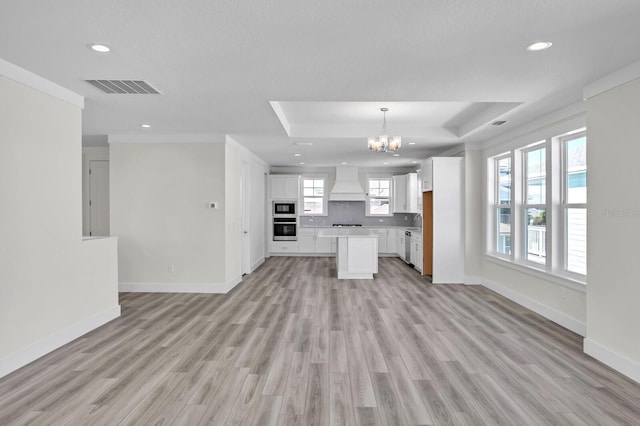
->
[0,305,121,379]
[108,134,225,144]
[583,59,640,100]
[119,275,242,294]
[583,338,640,385]
[250,257,265,273]
[481,278,586,336]
[485,254,586,292]
[0,58,84,109]
[481,103,585,154]
[269,101,292,136]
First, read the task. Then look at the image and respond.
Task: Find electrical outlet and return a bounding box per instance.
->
[379,218,384,222]
[168,265,175,273]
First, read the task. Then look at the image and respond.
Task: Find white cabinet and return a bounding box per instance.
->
[421,157,464,283]
[387,229,397,254]
[298,228,335,254]
[298,229,316,253]
[270,241,299,254]
[393,173,418,213]
[371,229,387,254]
[421,158,433,191]
[271,175,299,200]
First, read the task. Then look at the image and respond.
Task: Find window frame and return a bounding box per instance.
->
[486,128,586,286]
[365,174,393,217]
[300,174,328,216]
[493,153,513,260]
[521,141,549,269]
[560,131,587,278]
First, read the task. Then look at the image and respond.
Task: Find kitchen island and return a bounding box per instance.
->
[317,228,378,279]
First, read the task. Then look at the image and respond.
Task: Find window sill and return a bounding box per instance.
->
[485,254,586,293]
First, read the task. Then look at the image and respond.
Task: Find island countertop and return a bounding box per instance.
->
[317,228,377,238]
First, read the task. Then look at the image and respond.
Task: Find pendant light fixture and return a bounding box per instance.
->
[368,108,401,153]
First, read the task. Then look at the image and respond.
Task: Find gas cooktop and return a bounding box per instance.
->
[332,224,362,227]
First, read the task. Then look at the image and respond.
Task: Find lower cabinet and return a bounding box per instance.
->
[297,228,335,254]
[387,229,397,254]
[270,241,299,253]
[371,229,387,254]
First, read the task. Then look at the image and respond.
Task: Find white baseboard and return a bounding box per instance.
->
[481,278,586,336]
[250,257,265,273]
[119,275,242,294]
[0,305,121,379]
[584,338,640,385]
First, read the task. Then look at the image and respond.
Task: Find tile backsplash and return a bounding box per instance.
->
[299,201,419,227]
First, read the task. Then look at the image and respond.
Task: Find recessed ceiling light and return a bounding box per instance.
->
[140,124,151,128]
[294,153,301,157]
[299,162,305,165]
[408,142,416,145]
[411,161,418,164]
[383,162,389,165]
[341,162,347,165]
[89,43,111,53]
[526,41,552,51]
[393,154,400,157]
[294,142,312,146]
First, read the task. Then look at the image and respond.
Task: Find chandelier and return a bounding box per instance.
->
[368,107,401,153]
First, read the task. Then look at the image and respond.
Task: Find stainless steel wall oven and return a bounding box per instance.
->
[273,217,297,241]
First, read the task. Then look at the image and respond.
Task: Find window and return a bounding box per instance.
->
[563,133,587,275]
[495,155,512,256]
[524,144,547,265]
[301,177,327,215]
[488,129,586,283]
[367,177,392,216]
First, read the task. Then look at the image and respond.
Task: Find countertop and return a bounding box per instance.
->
[317,228,378,238]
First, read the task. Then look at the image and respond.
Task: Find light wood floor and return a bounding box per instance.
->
[2,257,640,425]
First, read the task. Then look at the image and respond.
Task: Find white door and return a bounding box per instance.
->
[89,160,110,236]
[241,162,251,275]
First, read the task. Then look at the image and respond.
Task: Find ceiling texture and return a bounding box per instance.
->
[2,0,640,167]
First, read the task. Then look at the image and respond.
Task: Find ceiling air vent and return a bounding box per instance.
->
[491,120,507,126]
[84,80,162,94]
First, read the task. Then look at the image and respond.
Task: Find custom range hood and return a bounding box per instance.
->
[329,166,366,201]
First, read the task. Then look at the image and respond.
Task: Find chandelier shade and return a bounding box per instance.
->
[368,108,401,153]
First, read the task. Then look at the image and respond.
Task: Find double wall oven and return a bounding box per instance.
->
[273,201,297,241]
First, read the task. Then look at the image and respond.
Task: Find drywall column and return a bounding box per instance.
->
[0,62,119,377]
[584,77,640,383]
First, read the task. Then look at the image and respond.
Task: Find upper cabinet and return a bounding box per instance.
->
[421,158,434,191]
[393,172,419,213]
[270,175,299,200]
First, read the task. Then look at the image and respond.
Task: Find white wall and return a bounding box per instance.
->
[110,141,231,292]
[584,77,640,382]
[0,68,119,377]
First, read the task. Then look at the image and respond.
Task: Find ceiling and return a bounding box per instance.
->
[2,1,640,168]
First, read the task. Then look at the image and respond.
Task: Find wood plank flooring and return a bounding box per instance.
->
[2,256,640,425]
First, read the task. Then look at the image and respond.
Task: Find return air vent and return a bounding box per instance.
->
[84,80,162,94]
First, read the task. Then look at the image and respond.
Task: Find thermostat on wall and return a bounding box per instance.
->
[209,202,218,209]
